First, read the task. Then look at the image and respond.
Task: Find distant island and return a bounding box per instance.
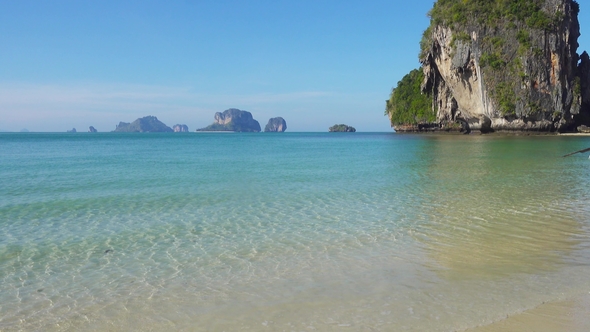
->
[88,126,97,133]
[113,116,173,132]
[264,117,287,132]
[329,124,356,132]
[197,109,261,132]
[173,124,189,132]
[67,128,77,133]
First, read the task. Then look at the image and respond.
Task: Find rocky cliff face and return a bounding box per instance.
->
[197,109,261,132]
[264,117,287,132]
[417,0,588,133]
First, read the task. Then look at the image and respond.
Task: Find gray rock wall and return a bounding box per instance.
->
[420,0,587,132]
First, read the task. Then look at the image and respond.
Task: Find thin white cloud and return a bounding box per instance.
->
[0,83,332,110]
[0,83,192,111]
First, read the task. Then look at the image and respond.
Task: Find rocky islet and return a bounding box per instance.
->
[264,117,287,132]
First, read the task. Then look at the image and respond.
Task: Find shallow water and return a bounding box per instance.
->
[1,132,590,331]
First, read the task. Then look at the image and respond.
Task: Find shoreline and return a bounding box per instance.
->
[558,132,590,136]
[466,293,590,332]
[392,131,590,136]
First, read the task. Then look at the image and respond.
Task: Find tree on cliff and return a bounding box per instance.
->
[386,69,434,126]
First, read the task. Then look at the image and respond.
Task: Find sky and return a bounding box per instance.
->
[1,1,590,132]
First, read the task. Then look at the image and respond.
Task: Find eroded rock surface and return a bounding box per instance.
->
[415,0,590,133]
[197,109,261,132]
[264,117,287,132]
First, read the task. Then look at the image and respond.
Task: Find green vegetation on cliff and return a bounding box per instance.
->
[411,0,585,130]
[421,0,579,59]
[386,69,434,126]
[427,0,577,31]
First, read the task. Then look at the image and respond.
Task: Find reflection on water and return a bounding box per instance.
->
[413,136,585,279]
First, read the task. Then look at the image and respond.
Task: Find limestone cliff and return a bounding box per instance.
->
[398,0,589,133]
[197,109,261,132]
[264,117,287,132]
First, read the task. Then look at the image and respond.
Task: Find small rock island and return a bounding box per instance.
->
[173,124,189,132]
[264,117,287,132]
[67,128,77,133]
[197,109,261,132]
[88,126,97,133]
[113,116,173,132]
[329,124,356,132]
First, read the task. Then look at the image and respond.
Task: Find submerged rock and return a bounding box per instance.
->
[264,117,287,132]
[173,124,189,132]
[197,108,261,132]
[113,116,173,132]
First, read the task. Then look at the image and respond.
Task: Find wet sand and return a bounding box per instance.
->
[467,293,590,332]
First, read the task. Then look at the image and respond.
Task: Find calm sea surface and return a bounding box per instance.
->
[1,132,590,331]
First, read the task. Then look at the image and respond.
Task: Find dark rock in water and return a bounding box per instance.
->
[67,128,77,133]
[113,116,173,132]
[329,124,356,132]
[88,126,97,133]
[197,108,261,132]
[264,117,287,132]
[173,124,189,132]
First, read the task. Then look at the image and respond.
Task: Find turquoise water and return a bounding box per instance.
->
[1,132,590,331]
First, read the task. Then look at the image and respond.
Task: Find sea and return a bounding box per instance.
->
[1,132,590,331]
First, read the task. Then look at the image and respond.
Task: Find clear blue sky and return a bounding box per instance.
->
[1,1,589,132]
